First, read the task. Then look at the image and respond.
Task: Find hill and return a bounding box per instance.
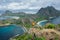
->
[1,6,60,22]
[36,6,60,18]
[2,10,26,17]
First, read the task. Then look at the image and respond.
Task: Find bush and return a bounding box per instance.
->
[14,33,32,40]
[12,33,46,40]
[34,36,46,40]
[58,24,60,27]
[45,23,55,29]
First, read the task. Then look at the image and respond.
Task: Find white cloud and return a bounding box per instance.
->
[28,7,40,10]
[0,5,6,10]
[30,0,37,3]
[0,0,60,13]
[7,2,31,10]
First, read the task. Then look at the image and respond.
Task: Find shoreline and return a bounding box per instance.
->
[0,23,10,26]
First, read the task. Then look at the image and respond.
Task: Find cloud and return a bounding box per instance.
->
[0,5,6,10]
[0,2,30,10]
[7,2,29,10]
[0,0,60,14]
[28,7,40,10]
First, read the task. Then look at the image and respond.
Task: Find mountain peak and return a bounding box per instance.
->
[37,6,60,18]
[39,6,56,11]
[46,6,56,10]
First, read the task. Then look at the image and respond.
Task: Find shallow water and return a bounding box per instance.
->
[38,17,60,26]
[51,16,60,24]
[0,25,24,40]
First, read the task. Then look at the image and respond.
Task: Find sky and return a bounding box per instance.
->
[0,0,60,14]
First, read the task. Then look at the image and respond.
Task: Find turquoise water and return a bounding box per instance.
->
[51,16,60,24]
[39,22,48,26]
[0,25,24,40]
[37,20,48,26]
[38,17,60,26]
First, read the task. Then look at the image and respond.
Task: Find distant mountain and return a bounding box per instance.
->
[1,6,60,20]
[1,10,26,17]
[37,6,60,18]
